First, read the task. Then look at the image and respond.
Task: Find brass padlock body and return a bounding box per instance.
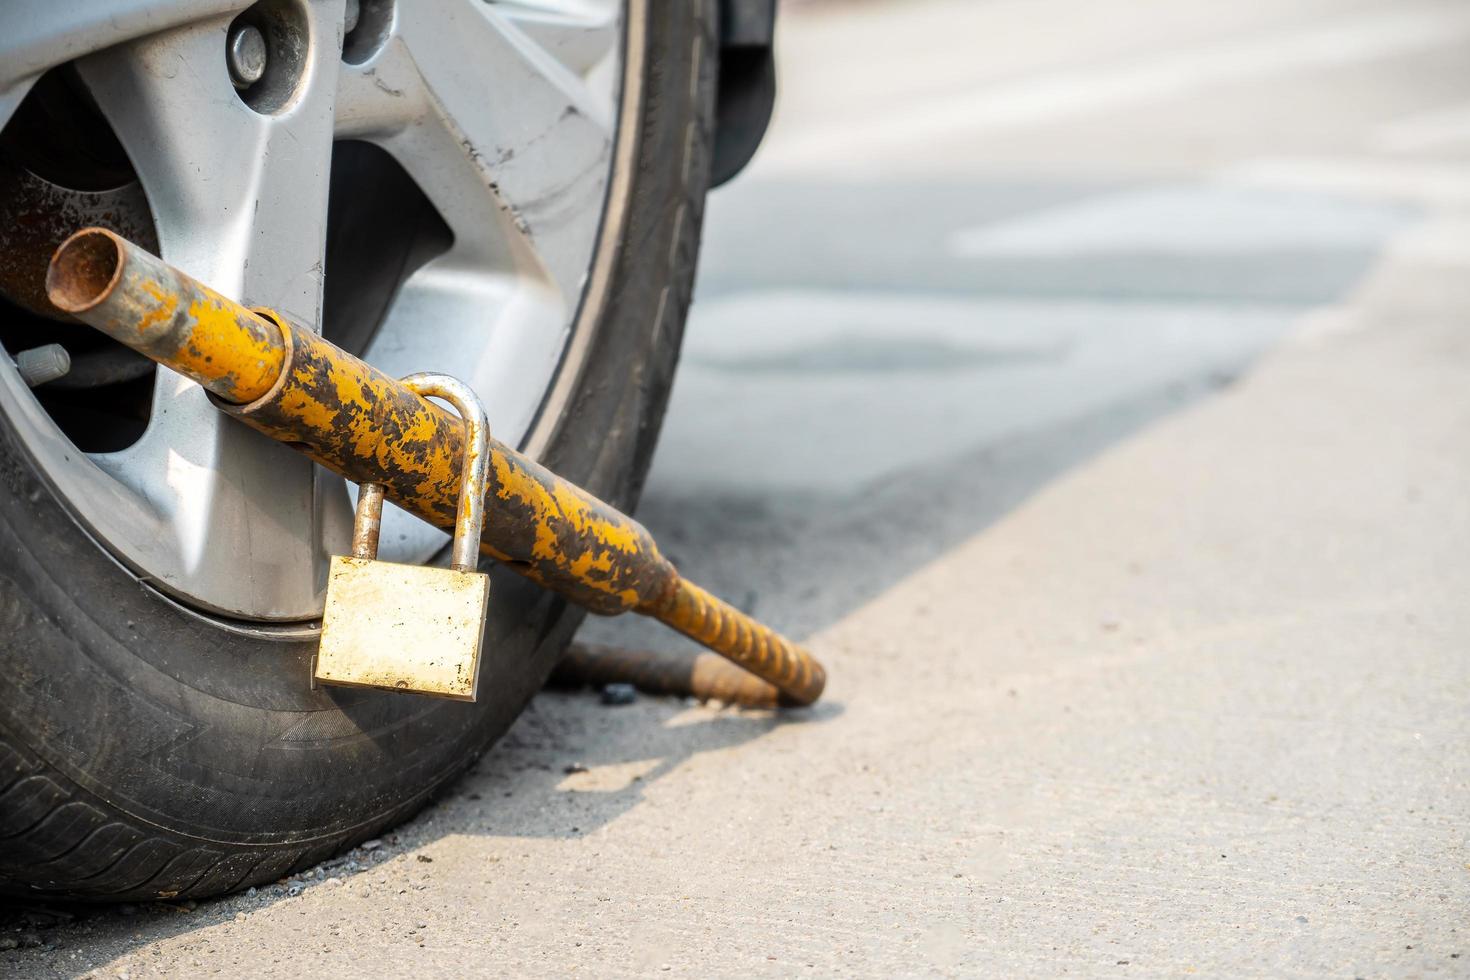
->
[314,374,492,700]
[315,556,488,701]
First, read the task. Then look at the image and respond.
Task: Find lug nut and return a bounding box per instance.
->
[226,24,268,90]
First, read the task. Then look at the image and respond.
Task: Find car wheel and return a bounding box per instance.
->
[0,0,714,901]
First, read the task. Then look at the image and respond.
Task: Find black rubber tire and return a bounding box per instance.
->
[0,1,715,902]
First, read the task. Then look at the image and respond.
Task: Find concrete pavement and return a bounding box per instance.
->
[7,0,1470,974]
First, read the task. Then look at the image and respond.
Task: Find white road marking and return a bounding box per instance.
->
[658,291,1302,494]
[1383,215,1470,266]
[1224,157,1470,207]
[948,186,1409,259]
[759,6,1470,172]
[1284,211,1470,349]
[1373,101,1470,153]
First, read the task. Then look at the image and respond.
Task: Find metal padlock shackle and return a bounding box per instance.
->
[351,373,490,573]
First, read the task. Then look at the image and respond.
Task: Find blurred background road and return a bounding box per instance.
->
[12,0,1470,974]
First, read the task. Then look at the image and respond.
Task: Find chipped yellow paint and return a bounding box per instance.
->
[277,385,337,433]
[135,278,178,334]
[169,295,283,402]
[551,479,643,554]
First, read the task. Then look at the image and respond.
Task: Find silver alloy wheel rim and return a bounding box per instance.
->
[0,0,632,623]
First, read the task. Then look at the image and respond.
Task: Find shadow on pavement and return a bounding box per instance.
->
[0,174,1406,975]
[0,695,843,974]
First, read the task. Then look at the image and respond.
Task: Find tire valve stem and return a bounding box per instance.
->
[14,343,71,388]
[45,228,827,708]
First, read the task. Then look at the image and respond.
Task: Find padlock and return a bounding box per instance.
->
[313,373,491,701]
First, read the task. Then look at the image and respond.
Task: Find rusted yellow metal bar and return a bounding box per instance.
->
[46,228,826,706]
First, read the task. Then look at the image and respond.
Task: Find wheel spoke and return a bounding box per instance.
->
[75,11,340,326]
[332,0,621,562]
[0,0,250,96]
[488,0,620,77]
[342,0,616,308]
[65,6,351,619]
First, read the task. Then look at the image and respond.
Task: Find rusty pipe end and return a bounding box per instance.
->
[45,227,125,315]
[45,228,287,404]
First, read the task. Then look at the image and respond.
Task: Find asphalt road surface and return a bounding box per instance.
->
[7,0,1470,974]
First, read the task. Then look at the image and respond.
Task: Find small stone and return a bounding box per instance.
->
[235,912,247,922]
[287,885,302,897]
[323,877,343,888]
[416,855,433,864]
[0,937,18,951]
[360,839,383,852]
[246,887,257,898]
[601,683,637,706]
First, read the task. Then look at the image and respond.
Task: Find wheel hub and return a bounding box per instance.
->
[0,0,627,623]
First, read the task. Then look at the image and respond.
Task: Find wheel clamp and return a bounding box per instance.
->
[44,228,826,707]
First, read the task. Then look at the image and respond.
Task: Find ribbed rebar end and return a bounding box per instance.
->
[46,228,124,314]
[644,577,827,706]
